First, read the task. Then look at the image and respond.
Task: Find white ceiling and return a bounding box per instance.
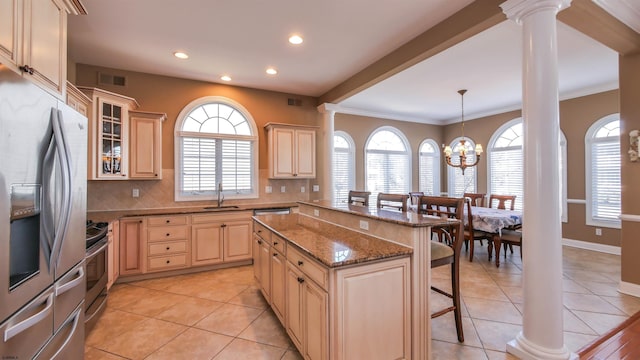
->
[68,0,624,126]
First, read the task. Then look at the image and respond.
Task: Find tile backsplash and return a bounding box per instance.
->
[87,169,317,211]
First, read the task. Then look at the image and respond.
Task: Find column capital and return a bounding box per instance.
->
[500,0,571,24]
[317,103,338,115]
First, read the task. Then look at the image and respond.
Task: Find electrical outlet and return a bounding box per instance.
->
[280,186,286,193]
[301,186,305,193]
[313,185,320,192]
[132,188,139,198]
[359,220,369,230]
[595,228,602,236]
[265,186,272,193]
[313,209,319,216]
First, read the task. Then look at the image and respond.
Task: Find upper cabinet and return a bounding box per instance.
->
[129,111,166,180]
[266,123,317,179]
[66,81,90,117]
[0,0,86,98]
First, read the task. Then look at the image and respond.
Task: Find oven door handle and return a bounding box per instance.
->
[86,241,108,260]
[4,293,54,341]
[55,266,85,297]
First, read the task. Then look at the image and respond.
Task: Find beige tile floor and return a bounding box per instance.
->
[85,245,640,360]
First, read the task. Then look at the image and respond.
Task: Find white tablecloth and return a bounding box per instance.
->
[467,206,523,234]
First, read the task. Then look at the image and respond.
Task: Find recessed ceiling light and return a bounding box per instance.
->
[173,51,189,59]
[220,75,232,82]
[288,35,303,45]
[266,68,278,75]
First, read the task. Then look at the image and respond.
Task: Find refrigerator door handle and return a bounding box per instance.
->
[48,306,82,360]
[54,266,84,297]
[40,114,58,267]
[50,109,73,268]
[4,293,54,341]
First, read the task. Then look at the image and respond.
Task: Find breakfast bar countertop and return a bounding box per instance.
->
[253,213,413,268]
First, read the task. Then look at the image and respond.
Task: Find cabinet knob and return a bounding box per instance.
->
[155,174,158,177]
[257,240,262,245]
[298,260,303,266]
[294,174,298,177]
[166,260,170,264]
[19,65,34,75]
[273,253,278,257]
[273,241,278,245]
[139,220,143,223]
[166,233,170,236]
[166,220,170,223]
[297,277,305,283]
[166,246,170,250]
[221,224,227,228]
[257,230,262,233]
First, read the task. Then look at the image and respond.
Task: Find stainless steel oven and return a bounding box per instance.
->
[84,221,108,333]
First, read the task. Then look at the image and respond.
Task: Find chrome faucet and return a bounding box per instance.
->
[217,182,224,207]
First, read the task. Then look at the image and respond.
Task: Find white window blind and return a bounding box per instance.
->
[490,146,523,211]
[333,132,355,203]
[419,140,440,195]
[365,128,411,203]
[586,116,620,228]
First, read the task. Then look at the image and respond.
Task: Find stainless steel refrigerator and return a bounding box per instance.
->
[0,65,87,359]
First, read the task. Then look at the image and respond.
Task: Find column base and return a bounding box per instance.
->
[507,332,578,360]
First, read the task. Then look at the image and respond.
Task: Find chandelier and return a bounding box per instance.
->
[443,89,483,175]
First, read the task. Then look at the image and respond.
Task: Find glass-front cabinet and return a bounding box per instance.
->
[100,101,124,176]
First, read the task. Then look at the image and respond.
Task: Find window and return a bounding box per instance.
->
[419,139,440,195]
[333,131,355,203]
[488,119,568,217]
[365,127,411,202]
[174,97,258,201]
[586,114,621,228]
[447,137,478,197]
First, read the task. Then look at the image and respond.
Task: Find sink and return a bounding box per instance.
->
[203,205,240,211]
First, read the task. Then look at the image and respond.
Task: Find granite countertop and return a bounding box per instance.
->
[297,200,458,228]
[87,202,298,222]
[253,213,412,268]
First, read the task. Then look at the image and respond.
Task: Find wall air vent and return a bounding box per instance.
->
[98,72,127,87]
[287,98,302,106]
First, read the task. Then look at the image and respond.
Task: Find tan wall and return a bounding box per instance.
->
[76,64,322,211]
[335,113,443,191]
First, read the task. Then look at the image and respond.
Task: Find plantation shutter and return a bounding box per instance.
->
[333,148,353,203]
[591,139,621,221]
[221,139,252,193]
[366,151,410,203]
[182,137,216,193]
[489,147,523,211]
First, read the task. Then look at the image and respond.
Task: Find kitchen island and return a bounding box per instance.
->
[254,201,454,360]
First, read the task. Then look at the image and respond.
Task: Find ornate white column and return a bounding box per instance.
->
[317,103,336,202]
[500,1,577,359]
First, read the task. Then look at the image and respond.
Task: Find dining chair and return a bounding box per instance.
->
[376,193,409,212]
[500,228,522,259]
[488,194,516,210]
[408,191,424,206]
[348,190,371,206]
[463,192,486,207]
[417,195,465,342]
[464,198,491,262]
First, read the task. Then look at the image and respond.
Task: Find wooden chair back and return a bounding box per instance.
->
[348,190,371,206]
[408,192,424,206]
[489,194,516,210]
[417,196,464,248]
[463,192,486,207]
[376,193,409,212]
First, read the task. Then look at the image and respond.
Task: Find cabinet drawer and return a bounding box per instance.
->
[253,221,272,244]
[148,226,189,242]
[287,245,328,291]
[148,241,188,256]
[148,254,188,271]
[148,215,189,226]
[272,234,286,255]
[192,211,251,224]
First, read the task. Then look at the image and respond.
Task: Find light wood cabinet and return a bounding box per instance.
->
[0,0,84,97]
[146,215,190,272]
[129,111,165,179]
[107,220,119,290]
[78,87,139,180]
[192,223,223,266]
[192,211,252,266]
[258,236,271,301]
[66,81,90,117]
[270,237,286,324]
[265,123,317,179]
[119,217,145,276]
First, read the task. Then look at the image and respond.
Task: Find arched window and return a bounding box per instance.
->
[488,118,568,216]
[174,96,258,201]
[585,114,620,228]
[365,127,411,202]
[447,137,478,197]
[333,131,355,203]
[419,139,440,195]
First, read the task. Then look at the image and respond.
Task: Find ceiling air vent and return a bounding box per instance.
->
[98,72,127,87]
[287,98,302,106]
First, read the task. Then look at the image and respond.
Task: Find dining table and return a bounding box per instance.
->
[466,206,523,267]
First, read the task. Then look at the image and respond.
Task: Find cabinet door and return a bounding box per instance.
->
[270,250,286,324]
[258,240,271,300]
[285,263,304,351]
[23,0,66,96]
[119,218,145,276]
[271,127,295,177]
[223,220,252,262]
[107,220,120,289]
[295,129,316,178]
[0,0,20,69]
[98,99,128,179]
[252,235,262,283]
[129,114,162,179]
[304,279,328,360]
[192,224,223,266]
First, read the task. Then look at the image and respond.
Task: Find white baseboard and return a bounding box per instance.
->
[619,281,640,298]
[562,238,621,255]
